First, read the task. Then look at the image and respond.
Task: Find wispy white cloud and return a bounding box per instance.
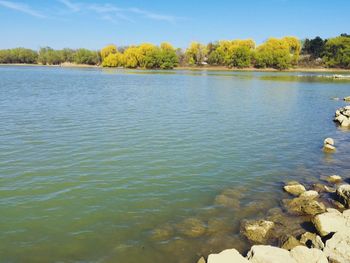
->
[0,0,45,18]
[58,0,80,12]
[128,7,177,23]
[57,0,182,24]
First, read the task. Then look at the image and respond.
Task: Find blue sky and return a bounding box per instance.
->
[0,0,349,50]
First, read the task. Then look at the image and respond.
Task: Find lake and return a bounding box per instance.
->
[1,66,350,263]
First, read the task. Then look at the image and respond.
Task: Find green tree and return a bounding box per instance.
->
[302,37,325,58]
[226,45,252,68]
[0,48,38,64]
[74,49,100,65]
[323,36,350,68]
[254,38,292,69]
[158,42,178,69]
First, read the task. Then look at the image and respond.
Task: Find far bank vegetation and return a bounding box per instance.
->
[1,34,350,70]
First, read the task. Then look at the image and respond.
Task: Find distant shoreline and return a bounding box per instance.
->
[1,63,350,73]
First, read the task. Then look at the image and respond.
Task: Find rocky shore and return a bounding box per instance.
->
[195,99,350,263]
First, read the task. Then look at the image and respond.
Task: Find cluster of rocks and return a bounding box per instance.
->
[334,105,350,127]
[197,179,350,263]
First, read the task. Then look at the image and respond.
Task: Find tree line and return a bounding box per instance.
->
[0,47,101,65]
[0,34,349,69]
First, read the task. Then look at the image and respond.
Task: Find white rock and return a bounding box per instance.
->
[335,114,347,124]
[247,245,297,263]
[336,110,341,116]
[324,138,334,146]
[324,231,350,263]
[284,183,306,196]
[345,105,350,110]
[300,190,319,199]
[341,118,350,127]
[207,249,249,263]
[290,246,328,263]
[343,110,350,117]
[326,208,342,214]
[337,185,350,208]
[312,210,350,236]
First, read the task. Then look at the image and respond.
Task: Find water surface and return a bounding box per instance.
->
[1,66,350,263]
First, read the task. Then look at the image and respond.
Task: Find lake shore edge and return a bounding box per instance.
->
[1,63,350,73]
[196,107,350,263]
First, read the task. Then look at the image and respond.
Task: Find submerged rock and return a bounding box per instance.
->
[247,245,296,263]
[214,194,240,209]
[324,231,350,263]
[151,223,174,241]
[207,218,234,235]
[299,232,324,250]
[266,208,307,242]
[289,246,328,263]
[323,143,336,153]
[336,184,350,208]
[207,249,249,263]
[241,220,275,243]
[177,218,206,238]
[213,187,244,209]
[283,182,306,196]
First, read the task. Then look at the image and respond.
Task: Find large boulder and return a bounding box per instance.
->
[334,106,350,127]
[336,184,350,208]
[283,182,306,196]
[344,96,350,101]
[341,118,350,127]
[207,249,249,263]
[324,231,350,263]
[283,197,326,216]
[299,232,324,250]
[312,209,350,236]
[247,245,296,263]
[241,220,275,243]
[289,246,328,263]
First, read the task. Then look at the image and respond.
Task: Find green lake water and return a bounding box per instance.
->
[1,66,350,263]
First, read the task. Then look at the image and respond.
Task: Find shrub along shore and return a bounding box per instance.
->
[1,34,350,70]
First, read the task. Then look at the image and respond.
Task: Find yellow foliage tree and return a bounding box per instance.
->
[282,36,301,64]
[101,44,117,60]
